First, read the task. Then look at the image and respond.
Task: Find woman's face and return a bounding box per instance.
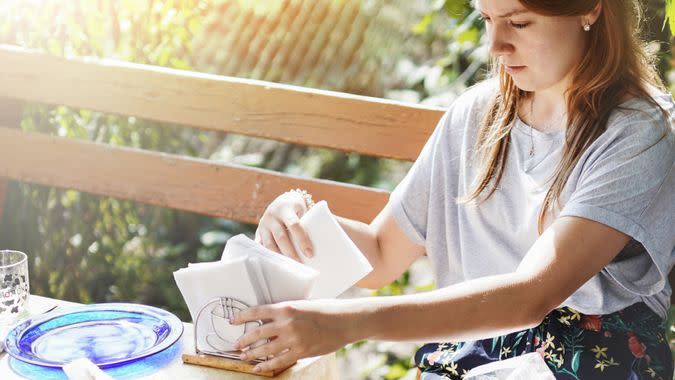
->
[476,0,591,93]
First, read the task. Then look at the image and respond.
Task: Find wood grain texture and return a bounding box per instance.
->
[0,128,389,224]
[0,98,24,225]
[0,45,443,161]
[182,353,289,377]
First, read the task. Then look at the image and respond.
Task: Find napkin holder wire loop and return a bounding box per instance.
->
[183,296,286,377]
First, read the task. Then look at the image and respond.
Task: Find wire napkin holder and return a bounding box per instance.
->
[182,296,286,377]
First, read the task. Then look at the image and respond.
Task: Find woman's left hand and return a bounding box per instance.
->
[230,299,356,373]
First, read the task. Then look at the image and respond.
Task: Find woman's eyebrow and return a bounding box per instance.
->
[479,9,530,18]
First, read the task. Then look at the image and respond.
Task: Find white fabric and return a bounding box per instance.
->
[62,358,113,380]
[390,79,675,318]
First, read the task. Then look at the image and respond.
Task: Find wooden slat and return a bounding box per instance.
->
[0,44,443,161]
[0,128,389,224]
[181,353,290,377]
[0,98,24,225]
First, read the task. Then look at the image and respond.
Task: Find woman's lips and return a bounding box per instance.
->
[504,65,526,74]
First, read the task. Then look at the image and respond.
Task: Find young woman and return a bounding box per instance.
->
[232,0,675,378]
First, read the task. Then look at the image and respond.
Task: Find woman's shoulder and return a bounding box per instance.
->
[591,91,675,169]
[612,90,674,127]
[445,78,499,122]
[606,90,674,143]
[456,78,499,107]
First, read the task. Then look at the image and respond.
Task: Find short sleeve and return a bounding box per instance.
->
[389,111,451,246]
[560,110,675,297]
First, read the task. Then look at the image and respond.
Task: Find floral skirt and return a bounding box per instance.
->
[415,302,673,380]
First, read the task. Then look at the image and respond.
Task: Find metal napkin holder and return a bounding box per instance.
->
[193,296,268,363]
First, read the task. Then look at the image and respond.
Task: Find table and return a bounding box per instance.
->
[0,296,338,379]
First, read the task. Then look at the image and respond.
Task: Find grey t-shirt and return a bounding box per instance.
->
[390,80,675,319]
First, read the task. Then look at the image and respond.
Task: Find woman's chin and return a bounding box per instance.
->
[510,79,535,92]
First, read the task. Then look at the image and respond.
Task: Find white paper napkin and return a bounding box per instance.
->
[63,358,114,380]
[247,257,273,304]
[174,256,263,322]
[222,234,319,303]
[172,200,372,355]
[292,201,373,299]
[174,256,267,352]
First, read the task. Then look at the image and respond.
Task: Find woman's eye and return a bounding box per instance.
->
[510,22,530,29]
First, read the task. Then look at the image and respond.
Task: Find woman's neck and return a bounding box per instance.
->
[520,89,568,133]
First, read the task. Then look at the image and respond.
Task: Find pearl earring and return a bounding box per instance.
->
[583,23,591,32]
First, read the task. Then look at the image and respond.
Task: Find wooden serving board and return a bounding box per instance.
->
[182,353,292,378]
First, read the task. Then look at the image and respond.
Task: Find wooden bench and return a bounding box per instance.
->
[0,44,672,377]
[0,44,443,378]
[0,44,442,226]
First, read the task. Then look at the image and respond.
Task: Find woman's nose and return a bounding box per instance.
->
[487,25,514,56]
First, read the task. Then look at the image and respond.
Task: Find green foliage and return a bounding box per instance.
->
[0,0,397,324]
[0,0,212,321]
[387,0,487,107]
[666,0,675,34]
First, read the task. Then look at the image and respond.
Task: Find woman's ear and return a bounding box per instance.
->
[583,2,603,27]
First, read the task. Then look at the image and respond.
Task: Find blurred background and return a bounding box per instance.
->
[0,1,673,378]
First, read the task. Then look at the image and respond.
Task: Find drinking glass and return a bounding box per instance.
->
[0,250,30,325]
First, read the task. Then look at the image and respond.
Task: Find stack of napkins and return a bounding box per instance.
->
[173,201,373,354]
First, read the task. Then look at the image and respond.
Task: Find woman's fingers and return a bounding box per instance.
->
[256,192,312,260]
[239,336,290,361]
[268,221,300,261]
[234,321,279,351]
[279,208,313,258]
[232,301,341,373]
[232,304,273,325]
[252,350,298,374]
[259,228,281,253]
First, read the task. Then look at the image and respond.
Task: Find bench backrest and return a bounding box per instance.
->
[0,45,442,225]
[1,45,672,305]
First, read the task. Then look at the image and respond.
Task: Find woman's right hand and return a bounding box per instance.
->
[255,191,314,262]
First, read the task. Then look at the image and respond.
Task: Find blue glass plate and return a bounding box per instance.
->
[4,303,183,368]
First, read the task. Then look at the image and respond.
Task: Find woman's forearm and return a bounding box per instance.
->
[334,216,387,288]
[343,272,549,344]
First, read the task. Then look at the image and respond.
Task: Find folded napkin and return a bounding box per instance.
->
[63,358,114,380]
[291,201,373,299]
[174,256,263,322]
[221,234,319,303]
[174,256,267,353]
[173,200,372,355]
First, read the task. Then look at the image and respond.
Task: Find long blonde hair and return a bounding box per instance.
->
[462,0,668,233]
